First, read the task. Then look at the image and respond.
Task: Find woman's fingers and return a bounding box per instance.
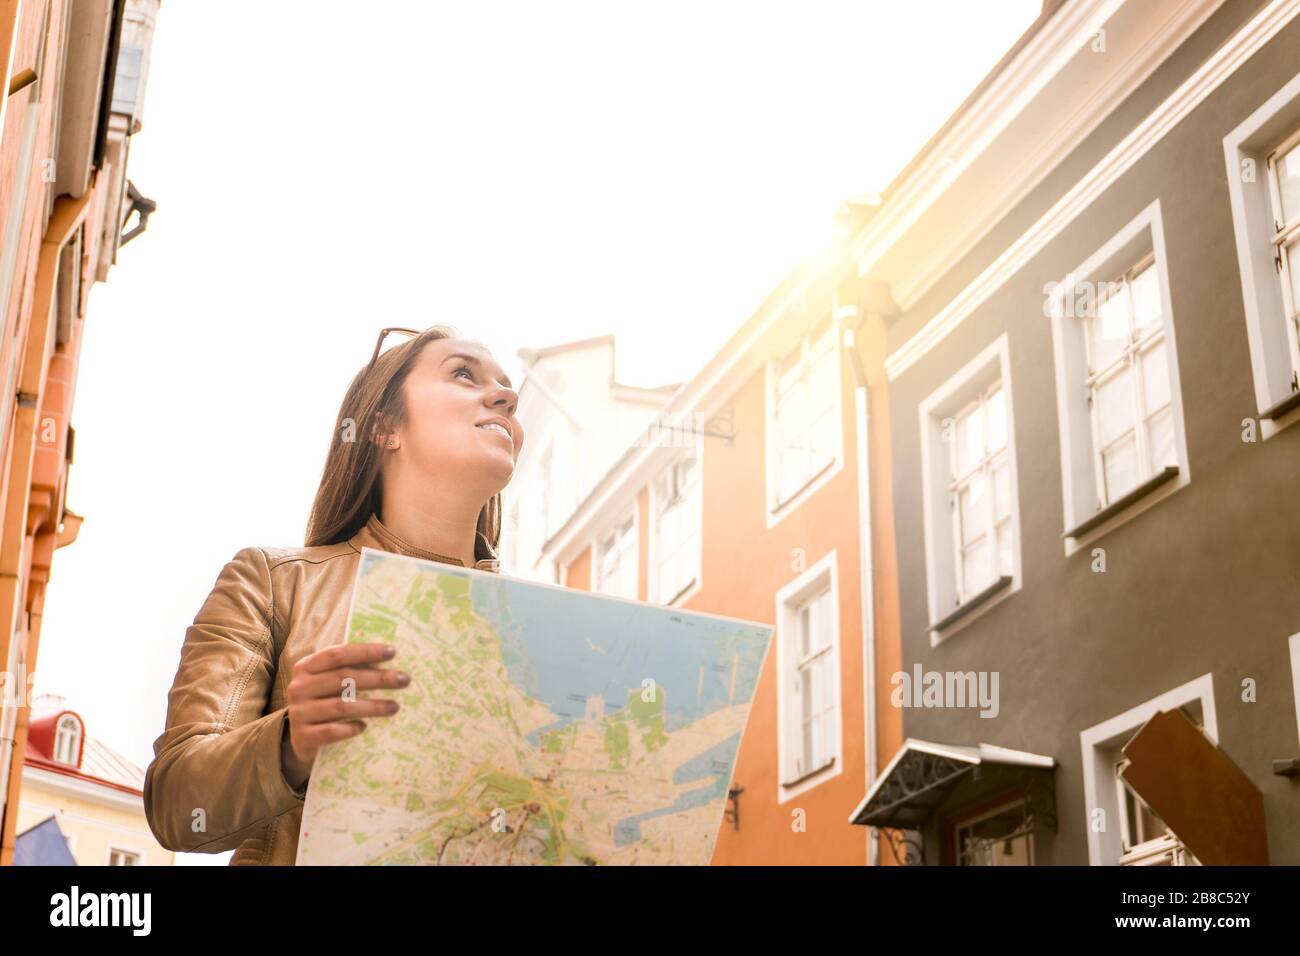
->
[292,665,410,701]
[291,694,402,728]
[297,641,396,674]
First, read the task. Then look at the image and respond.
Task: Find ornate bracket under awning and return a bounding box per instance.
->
[848,740,1057,864]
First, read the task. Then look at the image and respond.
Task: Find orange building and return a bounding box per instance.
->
[0,0,160,864]
[528,245,905,865]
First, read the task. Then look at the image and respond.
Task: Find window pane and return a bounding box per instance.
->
[779,385,810,453]
[810,351,836,415]
[1146,406,1176,472]
[813,590,832,654]
[1287,240,1300,316]
[1102,435,1138,503]
[799,670,814,772]
[1095,368,1135,447]
[1278,140,1300,226]
[798,604,811,659]
[959,473,988,545]
[992,460,1012,520]
[1130,263,1161,332]
[809,407,836,467]
[996,521,1014,577]
[1090,288,1129,369]
[1139,341,1171,416]
[985,387,1007,452]
[954,407,983,477]
[962,537,991,597]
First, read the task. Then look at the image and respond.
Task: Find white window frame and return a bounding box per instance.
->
[918,334,1022,644]
[764,312,845,529]
[774,549,842,803]
[53,714,80,765]
[647,434,703,607]
[1265,129,1300,384]
[1048,200,1190,556]
[1082,253,1174,508]
[106,844,143,866]
[1080,673,1217,866]
[594,506,638,601]
[1289,632,1300,751]
[1223,69,1300,437]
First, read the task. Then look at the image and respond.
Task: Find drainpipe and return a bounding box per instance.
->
[840,270,898,868]
[842,305,878,866]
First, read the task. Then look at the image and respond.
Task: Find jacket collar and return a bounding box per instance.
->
[349,512,500,572]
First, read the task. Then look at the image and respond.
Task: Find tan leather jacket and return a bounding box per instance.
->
[143,511,500,865]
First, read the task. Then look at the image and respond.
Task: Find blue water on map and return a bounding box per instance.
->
[470,576,769,742]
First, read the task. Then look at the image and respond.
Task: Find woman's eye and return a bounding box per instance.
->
[454,365,475,381]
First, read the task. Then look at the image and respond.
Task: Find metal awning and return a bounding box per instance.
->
[848,739,1055,829]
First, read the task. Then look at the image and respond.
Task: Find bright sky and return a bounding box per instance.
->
[31,0,1040,862]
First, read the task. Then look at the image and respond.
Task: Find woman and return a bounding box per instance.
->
[143,325,524,865]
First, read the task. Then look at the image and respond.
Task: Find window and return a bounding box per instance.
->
[918,334,1021,639]
[1082,255,1176,506]
[1267,131,1300,387]
[775,551,841,801]
[1290,633,1300,749]
[767,315,840,515]
[792,588,835,780]
[1223,71,1300,433]
[53,715,80,766]
[1079,674,1216,866]
[595,510,636,599]
[1048,201,1189,552]
[954,799,1033,866]
[948,382,1013,603]
[1113,711,1205,866]
[107,847,140,866]
[652,451,700,605]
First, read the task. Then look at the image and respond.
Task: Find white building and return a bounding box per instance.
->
[504,335,678,583]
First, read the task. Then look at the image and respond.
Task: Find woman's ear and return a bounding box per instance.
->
[371,413,400,451]
[374,432,399,451]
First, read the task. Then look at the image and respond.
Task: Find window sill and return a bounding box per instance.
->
[770,457,836,516]
[1063,465,1179,540]
[663,577,697,607]
[781,757,836,789]
[928,576,1013,634]
[1260,388,1300,421]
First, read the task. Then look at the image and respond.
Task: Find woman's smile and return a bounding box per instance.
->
[476,417,514,447]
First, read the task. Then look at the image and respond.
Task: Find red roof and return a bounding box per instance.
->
[25,706,145,798]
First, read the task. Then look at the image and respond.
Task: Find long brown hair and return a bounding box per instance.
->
[304,325,502,552]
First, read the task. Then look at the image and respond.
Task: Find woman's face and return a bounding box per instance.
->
[386,337,524,495]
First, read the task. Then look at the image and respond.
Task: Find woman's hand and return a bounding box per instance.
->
[280,642,408,790]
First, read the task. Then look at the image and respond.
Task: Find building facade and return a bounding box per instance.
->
[506,334,678,585]
[528,0,1300,866]
[0,0,160,865]
[528,260,906,865]
[849,0,1300,865]
[15,694,173,865]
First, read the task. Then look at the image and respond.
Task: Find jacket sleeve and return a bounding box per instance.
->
[143,546,308,853]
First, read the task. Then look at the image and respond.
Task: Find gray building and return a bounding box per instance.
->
[845,0,1300,865]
